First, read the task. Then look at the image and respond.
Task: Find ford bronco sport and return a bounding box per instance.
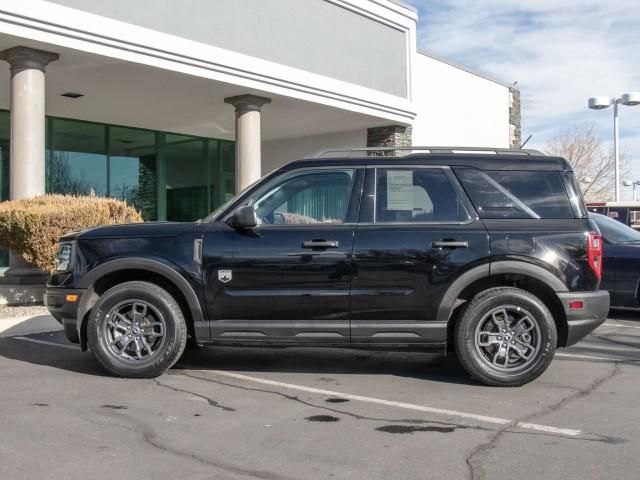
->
[45,147,610,386]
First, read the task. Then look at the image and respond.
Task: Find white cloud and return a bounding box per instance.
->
[410,0,640,196]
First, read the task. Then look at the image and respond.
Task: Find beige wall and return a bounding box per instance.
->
[262,129,367,174]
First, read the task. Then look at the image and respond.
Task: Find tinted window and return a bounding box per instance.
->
[454,168,574,219]
[375,168,469,223]
[254,169,355,225]
[560,171,588,218]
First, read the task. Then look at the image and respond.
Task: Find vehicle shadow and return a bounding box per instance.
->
[0,331,477,385]
[1,327,637,387]
[177,344,477,385]
[0,334,105,377]
[608,308,640,322]
[0,315,61,338]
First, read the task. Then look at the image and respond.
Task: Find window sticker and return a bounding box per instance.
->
[386,170,414,210]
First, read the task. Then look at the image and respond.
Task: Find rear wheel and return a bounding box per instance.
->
[87,281,187,378]
[454,287,557,387]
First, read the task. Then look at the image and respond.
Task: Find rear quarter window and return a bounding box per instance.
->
[454,168,574,219]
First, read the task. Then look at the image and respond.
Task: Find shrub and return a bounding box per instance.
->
[0,195,142,272]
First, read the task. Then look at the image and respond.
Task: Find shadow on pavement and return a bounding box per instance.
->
[0,315,62,337]
[178,344,477,385]
[2,324,638,386]
[608,308,640,322]
[0,332,105,376]
[0,330,477,385]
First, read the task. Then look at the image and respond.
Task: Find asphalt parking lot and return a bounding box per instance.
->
[1,311,639,480]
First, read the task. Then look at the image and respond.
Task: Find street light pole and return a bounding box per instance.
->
[614,99,620,202]
[623,180,640,202]
[588,92,640,202]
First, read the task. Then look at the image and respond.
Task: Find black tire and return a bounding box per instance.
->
[454,287,557,387]
[87,281,187,378]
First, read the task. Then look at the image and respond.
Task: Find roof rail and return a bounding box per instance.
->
[313,146,545,158]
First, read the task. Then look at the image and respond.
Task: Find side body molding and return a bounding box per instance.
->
[77,257,205,335]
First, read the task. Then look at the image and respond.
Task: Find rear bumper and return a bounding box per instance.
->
[44,287,85,344]
[558,290,610,346]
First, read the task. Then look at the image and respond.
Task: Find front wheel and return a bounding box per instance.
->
[454,287,557,387]
[87,281,187,378]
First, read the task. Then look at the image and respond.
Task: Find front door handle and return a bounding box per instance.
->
[302,240,339,249]
[432,240,469,249]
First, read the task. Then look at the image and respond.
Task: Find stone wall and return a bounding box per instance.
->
[509,87,522,148]
[137,155,157,221]
[366,125,412,156]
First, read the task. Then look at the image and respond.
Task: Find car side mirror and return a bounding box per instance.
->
[228,205,258,229]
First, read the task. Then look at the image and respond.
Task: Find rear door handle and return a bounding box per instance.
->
[432,240,469,249]
[302,240,339,249]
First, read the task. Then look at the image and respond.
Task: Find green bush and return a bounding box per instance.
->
[0,195,142,272]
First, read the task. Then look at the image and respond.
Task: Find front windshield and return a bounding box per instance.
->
[591,213,640,244]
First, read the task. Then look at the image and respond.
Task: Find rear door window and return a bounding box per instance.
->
[375,168,471,223]
[454,168,574,219]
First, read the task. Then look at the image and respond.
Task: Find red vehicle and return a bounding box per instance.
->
[587,202,640,230]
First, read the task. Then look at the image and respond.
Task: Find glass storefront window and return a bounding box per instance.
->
[47,118,108,196]
[164,133,208,222]
[220,140,236,205]
[0,110,9,202]
[208,139,236,211]
[0,111,9,268]
[1,111,235,226]
[109,127,158,221]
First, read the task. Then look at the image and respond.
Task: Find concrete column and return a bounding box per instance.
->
[0,46,58,283]
[224,94,271,191]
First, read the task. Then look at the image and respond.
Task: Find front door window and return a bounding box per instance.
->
[253,169,356,225]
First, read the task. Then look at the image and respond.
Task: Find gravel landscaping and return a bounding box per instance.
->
[0,305,50,318]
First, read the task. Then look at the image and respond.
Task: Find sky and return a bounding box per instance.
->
[407,0,640,198]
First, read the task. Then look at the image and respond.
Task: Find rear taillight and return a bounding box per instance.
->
[587,233,602,280]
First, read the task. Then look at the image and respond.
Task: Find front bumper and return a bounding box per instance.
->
[44,287,86,344]
[557,290,610,346]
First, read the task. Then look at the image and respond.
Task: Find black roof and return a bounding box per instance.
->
[283,153,572,172]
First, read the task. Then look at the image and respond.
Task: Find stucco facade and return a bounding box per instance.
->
[0,0,518,225]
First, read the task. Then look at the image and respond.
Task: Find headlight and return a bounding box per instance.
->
[54,242,74,272]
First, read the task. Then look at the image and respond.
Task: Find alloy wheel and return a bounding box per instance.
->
[103,300,166,363]
[474,305,542,372]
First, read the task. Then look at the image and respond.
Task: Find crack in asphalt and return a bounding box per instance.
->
[172,370,625,446]
[152,378,236,412]
[464,361,623,480]
[173,370,493,432]
[83,410,295,480]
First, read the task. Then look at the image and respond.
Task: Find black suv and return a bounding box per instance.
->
[45,148,610,386]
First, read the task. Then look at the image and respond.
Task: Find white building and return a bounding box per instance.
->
[0,0,519,276]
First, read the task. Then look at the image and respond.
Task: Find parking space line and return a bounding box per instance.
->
[11,336,79,350]
[603,322,640,330]
[556,352,629,362]
[8,335,591,437]
[200,369,582,437]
